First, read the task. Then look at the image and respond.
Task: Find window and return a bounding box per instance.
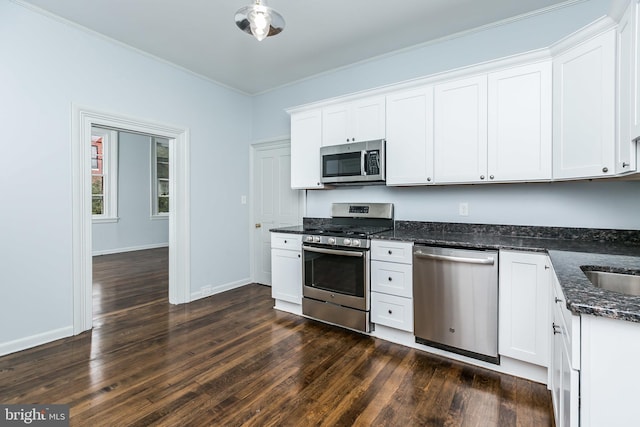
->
[152,137,169,217]
[91,127,118,222]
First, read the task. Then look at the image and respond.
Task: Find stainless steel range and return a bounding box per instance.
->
[302,202,394,332]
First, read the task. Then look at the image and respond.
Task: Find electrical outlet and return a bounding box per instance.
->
[241,195,247,204]
[459,202,469,216]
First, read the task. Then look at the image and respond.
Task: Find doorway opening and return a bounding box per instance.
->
[72,106,191,335]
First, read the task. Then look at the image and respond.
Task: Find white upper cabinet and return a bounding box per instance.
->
[488,62,552,181]
[553,29,616,179]
[322,96,385,146]
[615,1,637,174]
[633,0,640,141]
[385,86,434,185]
[617,1,635,174]
[434,75,488,183]
[290,109,324,189]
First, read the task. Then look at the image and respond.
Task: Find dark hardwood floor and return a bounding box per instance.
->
[0,248,554,426]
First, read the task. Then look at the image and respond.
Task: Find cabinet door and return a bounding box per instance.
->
[434,75,488,183]
[271,248,302,304]
[498,251,550,366]
[322,104,350,146]
[385,86,434,185]
[633,0,640,140]
[352,96,386,142]
[553,29,616,179]
[551,305,563,425]
[290,110,324,189]
[561,343,580,427]
[488,62,552,181]
[617,1,638,173]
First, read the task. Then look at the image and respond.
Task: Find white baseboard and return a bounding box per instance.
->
[92,242,169,256]
[190,278,252,301]
[0,326,74,357]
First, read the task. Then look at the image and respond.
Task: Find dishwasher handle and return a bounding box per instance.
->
[414,250,495,265]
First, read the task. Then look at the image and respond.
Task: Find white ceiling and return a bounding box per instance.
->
[20,0,580,94]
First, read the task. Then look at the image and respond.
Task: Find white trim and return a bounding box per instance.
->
[92,217,119,224]
[150,214,169,221]
[190,279,252,301]
[549,15,618,55]
[72,105,191,336]
[92,242,169,256]
[0,326,74,357]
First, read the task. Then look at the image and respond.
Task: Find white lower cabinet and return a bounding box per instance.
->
[498,251,550,366]
[270,233,302,304]
[550,268,580,427]
[370,240,413,332]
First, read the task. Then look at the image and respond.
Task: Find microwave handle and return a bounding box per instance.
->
[361,150,367,176]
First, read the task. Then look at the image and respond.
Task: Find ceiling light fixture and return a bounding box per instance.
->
[235,0,285,42]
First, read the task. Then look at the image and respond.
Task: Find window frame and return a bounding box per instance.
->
[91,127,119,223]
[151,137,170,219]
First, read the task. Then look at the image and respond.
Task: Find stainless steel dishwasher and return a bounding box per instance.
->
[413,245,499,364]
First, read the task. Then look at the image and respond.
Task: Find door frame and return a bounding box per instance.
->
[249,137,305,283]
[71,105,191,334]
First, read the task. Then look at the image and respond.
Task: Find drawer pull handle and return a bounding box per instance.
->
[555,297,563,304]
[552,323,560,335]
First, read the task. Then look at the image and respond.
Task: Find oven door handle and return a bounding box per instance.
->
[414,251,495,265]
[303,245,364,258]
[361,150,367,176]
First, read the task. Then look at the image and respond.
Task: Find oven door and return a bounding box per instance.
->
[302,244,369,311]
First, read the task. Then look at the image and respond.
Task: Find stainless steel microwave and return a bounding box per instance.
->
[320,139,385,184]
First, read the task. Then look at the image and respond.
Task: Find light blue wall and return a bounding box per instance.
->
[92,132,169,254]
[251,0,640,231]
[0,0,252,349]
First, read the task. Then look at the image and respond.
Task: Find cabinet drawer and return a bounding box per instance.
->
[371,292,413,332]
[371,260,413,298]
[371,240,413,263]
[271,233,302,250]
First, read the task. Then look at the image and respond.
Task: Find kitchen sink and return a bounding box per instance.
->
[583,270,640,296]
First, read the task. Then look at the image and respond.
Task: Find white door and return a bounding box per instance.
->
[252,141,302,285]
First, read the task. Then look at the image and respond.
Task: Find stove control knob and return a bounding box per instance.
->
[351,239,361,247]
[313,236,321,243]
[343,238,352,246]
[327,237,336,245]
[305,236,314,242]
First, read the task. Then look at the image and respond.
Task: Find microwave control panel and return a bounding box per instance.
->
[366,150,380,175]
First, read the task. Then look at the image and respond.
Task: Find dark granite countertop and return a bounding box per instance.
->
[270,220,640,323]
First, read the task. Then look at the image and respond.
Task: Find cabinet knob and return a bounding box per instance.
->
[388,277,393,281]
[552,323,560,335]
[388,250,393,255]
[427,177,431,182]
[346,138,349,142]
[555,297,563,304]
[544,265,550,270]
[388,309,393,315]
[351,137,355,141]
[480,175,485,180]
[298,254,300,258]
[602,167,609,173]
[489,175,494,180]
[284,240,287,244]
